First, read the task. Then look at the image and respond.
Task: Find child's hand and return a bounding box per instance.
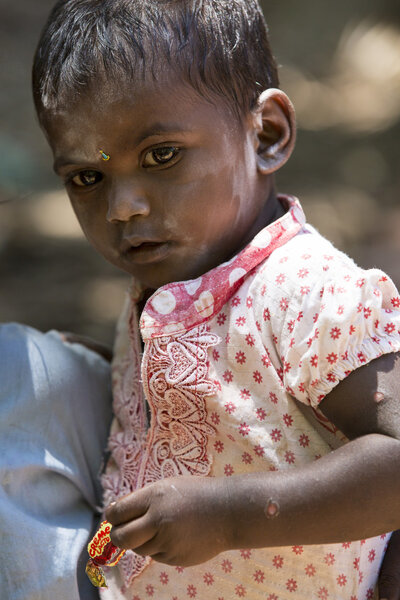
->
[378,529,400,600]
[105,476,232,566]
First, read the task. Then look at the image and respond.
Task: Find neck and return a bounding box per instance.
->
[234,181,283,256]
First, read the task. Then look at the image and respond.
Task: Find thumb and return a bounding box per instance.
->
[378,530,400,600]
[106,486,151,526]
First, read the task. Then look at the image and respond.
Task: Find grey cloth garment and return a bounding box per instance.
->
[0,323,113,600]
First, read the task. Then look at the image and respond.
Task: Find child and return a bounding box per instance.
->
[32,1,400,598]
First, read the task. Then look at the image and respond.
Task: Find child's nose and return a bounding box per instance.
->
[106,183,150,223]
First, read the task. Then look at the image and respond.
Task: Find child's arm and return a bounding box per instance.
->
[106,351,400,566]
[378,529,400,600]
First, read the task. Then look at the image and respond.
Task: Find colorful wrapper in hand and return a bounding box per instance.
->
[86,520,126,588]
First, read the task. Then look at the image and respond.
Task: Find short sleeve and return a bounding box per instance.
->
[278,267,400,407]
[257,229,400,408]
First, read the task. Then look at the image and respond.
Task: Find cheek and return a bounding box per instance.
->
[198,144,254,214]
[173,160,239,217]
[194,164,248,231]
[69,199,111,250]
[69,201,92,236]
[171,183,244,248]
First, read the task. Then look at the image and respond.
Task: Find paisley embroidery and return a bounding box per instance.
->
[102,305,147,505]
[101,305,151,586]
[103,313,220,586]
[140,326,219,483]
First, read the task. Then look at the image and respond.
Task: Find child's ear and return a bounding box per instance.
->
[251,88,296,174]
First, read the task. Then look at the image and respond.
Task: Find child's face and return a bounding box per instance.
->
[43,75,272,289]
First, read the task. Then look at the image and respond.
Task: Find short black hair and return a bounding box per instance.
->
[32,0,279,120]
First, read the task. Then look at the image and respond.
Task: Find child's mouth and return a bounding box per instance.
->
[123,241,171,264]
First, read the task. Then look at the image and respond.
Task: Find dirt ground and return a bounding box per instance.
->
[1,0,399,345]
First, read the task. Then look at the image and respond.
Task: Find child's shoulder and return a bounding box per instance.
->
[270,224,355,274]
[255,224,360,296]
[248,222,394,323]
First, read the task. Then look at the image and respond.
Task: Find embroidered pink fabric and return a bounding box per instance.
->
[101,196,400,598]
[101,196,304,586]
[103,317,219,583]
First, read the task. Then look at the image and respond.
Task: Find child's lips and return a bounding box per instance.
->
[121,238,171,264]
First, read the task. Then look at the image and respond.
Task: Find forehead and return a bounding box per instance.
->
[42,74,243,158]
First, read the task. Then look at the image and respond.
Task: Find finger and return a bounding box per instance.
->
[134,542,179,567]
[378,530,400,600]
[133,535,162,558]
[106,487,151,526]
[110,513,157,550]
[151,552,186,566]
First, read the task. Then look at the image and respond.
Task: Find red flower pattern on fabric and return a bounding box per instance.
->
[101,196,396,599]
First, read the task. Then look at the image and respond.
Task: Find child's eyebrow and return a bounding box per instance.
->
[133,123,191,147]
[53,157,82,174]
[52,124,192,174]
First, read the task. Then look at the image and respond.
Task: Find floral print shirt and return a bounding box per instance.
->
[101,196,400,600]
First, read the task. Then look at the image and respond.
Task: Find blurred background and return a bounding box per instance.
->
[0,0,399,345]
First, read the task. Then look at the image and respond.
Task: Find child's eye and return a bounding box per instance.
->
[69,170,103,187]
[142,147,180,168]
